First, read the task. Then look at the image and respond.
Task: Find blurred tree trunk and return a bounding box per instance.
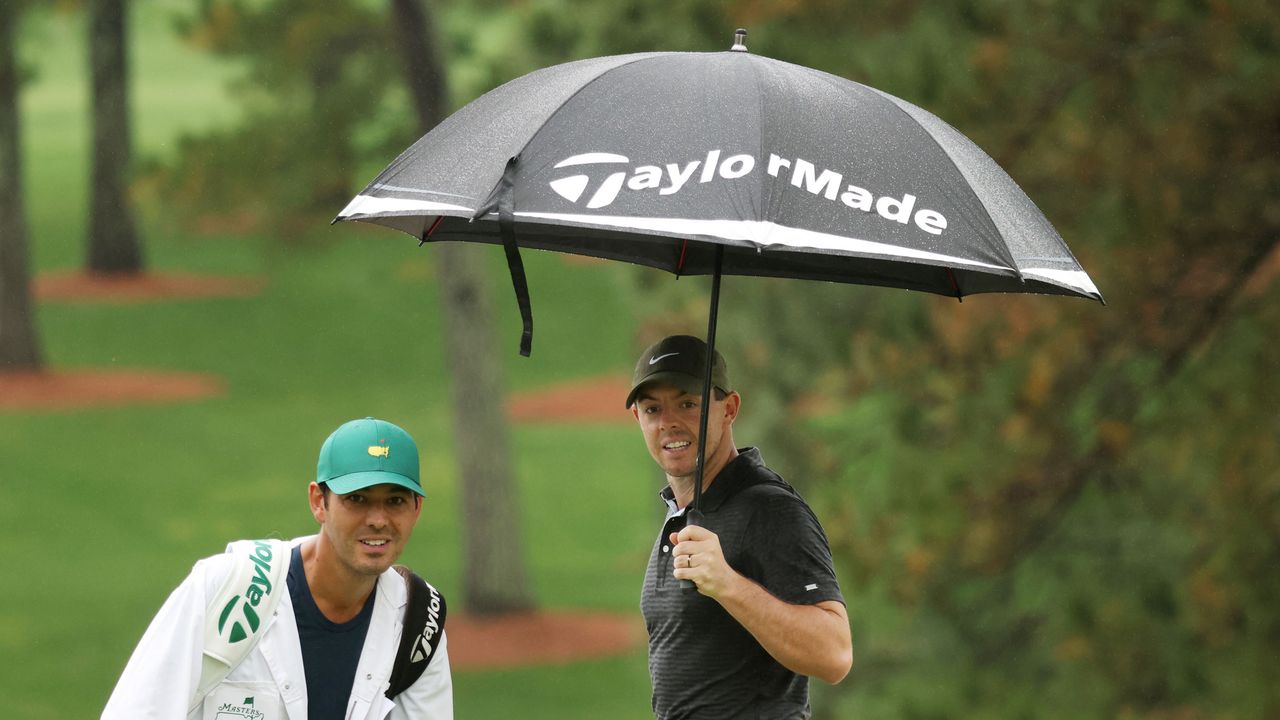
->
[86,0,143,273]
[390,0,534,614]
[0,1,42,370]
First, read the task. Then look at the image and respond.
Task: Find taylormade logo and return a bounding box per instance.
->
[217,540,276,644]
[548,150,949,236]
[410,583,444,664]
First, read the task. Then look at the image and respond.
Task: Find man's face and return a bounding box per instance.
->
[631,381,739,482]
[310,482,423,578]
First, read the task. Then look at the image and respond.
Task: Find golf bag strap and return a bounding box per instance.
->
[193,539,290,713]
[496,155,533,357]
[386,565,448,699]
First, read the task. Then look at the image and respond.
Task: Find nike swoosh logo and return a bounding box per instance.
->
[649,352,679,365]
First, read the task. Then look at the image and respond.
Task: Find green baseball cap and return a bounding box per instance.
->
[625,335,731,409]
[316,417,423,496]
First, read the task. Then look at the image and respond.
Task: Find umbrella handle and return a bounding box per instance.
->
[678,507,705,591]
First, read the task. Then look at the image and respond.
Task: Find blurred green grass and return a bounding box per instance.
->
[3,5,658,718]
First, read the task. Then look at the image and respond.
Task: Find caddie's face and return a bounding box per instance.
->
[631,381,739,483]
[310,482,423,578]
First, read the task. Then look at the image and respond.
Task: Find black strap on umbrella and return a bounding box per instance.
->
[491,156,533,357]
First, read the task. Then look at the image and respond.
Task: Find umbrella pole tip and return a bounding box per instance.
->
[731,28,748,52]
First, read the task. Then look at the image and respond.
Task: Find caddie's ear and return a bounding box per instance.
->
[308,482,327,524]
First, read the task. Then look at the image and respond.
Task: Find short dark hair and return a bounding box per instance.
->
[319,482,422,510]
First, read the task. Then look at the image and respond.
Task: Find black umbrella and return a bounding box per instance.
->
[335,29,1102,516]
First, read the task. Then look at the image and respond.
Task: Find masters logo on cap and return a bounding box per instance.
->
[317,417,424,496]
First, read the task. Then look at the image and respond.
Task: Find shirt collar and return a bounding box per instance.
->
[655,447,766,513]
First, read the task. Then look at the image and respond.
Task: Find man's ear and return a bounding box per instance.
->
[723,391,741,424]
[308,482,327,524]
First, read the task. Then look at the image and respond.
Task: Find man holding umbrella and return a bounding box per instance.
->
[627,335,852,719]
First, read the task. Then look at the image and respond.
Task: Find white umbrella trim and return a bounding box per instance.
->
[515,210,1014,272]
[339,194,473,218]
[338,198,1100,297]
[1020,267,1100,297]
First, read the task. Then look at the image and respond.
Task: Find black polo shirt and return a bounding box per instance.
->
[641,447,844,720]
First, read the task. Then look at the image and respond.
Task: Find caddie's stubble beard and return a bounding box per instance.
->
[319,508,417,579]
[332,527,402,577]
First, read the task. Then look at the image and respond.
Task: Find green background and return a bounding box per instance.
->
[4,5,655,717]
[4,2,1279,719]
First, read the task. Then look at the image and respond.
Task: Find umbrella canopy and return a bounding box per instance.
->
[335,30,1102,512]
[337,40,1101,304]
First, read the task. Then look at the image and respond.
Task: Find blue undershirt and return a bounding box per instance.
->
[288,545,376,720]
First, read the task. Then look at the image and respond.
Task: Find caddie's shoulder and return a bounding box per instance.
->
[392,566,448,610]
[189,549,237,600]
[223,537,292,555]
[195,538,292,601]
[188,537,259,577]
[390,564,442,590]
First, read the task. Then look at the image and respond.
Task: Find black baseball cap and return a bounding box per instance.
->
[625,335,731,409]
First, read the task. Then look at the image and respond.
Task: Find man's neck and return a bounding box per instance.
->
[667,445,740,509]
[300,538,378,623]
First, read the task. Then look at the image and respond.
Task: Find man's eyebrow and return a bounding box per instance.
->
[637,393,681,403]
[637,391,696,403]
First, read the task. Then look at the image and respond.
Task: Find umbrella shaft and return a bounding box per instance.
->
[692,245,724,519]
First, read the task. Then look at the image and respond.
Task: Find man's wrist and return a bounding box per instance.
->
[714,568,752,606]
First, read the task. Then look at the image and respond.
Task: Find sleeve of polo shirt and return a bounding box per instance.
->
[751,490,844,607]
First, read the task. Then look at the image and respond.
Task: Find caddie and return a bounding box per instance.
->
[102,417,452,719]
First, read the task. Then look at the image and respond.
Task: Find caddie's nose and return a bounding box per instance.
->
[366,501,389,528]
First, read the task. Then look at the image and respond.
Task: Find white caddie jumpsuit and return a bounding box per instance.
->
[101,536,453,720]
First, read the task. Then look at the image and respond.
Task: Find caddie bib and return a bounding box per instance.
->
[201,681,284,720]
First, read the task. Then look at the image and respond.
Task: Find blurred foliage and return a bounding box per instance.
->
[575,3,1279,719]
[484,1,1280,718]
[142,0,421,238]
[143,0,1280,717]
